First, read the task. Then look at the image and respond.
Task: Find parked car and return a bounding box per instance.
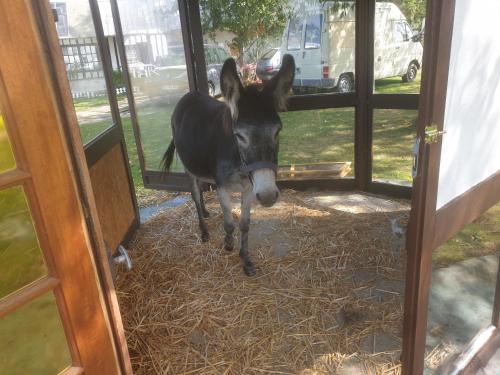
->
[140,44,232,98]
[256,48,281,81]
[279,1,423,92]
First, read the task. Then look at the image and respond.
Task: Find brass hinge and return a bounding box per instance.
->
[425,123,446,144]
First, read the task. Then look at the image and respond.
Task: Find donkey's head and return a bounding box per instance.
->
[220,55,295,207]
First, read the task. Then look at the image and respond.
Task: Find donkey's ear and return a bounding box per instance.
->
[220,58,243,119]
[264,54,295,111]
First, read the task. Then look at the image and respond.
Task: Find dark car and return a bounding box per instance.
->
[256,48,281,81]
[140,44,232,98]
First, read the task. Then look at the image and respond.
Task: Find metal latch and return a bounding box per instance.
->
[114,245,133,271]
[425,123,446,144]
[412,137,420,179]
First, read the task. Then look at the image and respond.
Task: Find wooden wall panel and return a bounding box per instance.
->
[89,143,135,253]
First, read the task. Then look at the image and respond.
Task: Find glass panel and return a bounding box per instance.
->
[279,108,354,178]
[0,292,71,375]
[372,109,417,185]
[116,0,185,171]
[200,1,356,94]
[425,203,500,373]
[374,1,425,94]
[0,112,16,173]
[49,0,114,144]
[0,186,47,299]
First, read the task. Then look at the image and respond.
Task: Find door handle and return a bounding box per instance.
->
[302,51,306,58]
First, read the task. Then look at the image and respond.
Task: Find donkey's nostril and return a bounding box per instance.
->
[275,191,279,200]
[256,193,261,201]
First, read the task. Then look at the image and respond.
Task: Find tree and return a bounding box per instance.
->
[200,0,292,61]
[393,0,427,29]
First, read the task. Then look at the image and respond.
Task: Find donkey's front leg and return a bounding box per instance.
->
[189,175,209,242]
[217,187,235,251]
[240,183,256,276]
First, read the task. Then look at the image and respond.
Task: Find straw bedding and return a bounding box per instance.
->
[116,190,410,374]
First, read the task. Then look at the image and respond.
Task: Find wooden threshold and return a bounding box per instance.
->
[0,276,59,318]
[433,170,500,249]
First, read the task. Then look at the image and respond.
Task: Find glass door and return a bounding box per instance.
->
[0,1,123,373]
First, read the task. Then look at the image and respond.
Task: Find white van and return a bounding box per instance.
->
[281,1,423,92]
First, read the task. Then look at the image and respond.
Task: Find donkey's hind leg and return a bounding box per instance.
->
[199,187,210,219]
[189,175,209,242]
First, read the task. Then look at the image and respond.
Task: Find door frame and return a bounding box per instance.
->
[0,0,129,373]
[31,1,133,373]
[403,0,500,373]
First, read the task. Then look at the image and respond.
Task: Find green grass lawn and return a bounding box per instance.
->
[78,75,421,189]
[433,203,500,267]
[375,72,422,94]
[72,93,127,111]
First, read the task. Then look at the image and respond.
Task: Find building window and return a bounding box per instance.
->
[51,2,69,37]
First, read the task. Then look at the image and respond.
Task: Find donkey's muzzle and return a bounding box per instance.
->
[252,168,279,207]
[256,190,279,207]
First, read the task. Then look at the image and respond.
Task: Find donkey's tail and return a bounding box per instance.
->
[161,140,176,174]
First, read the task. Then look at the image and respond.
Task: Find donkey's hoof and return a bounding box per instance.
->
[243,263,256,277]
[202,210,210,219]
[201,232,210,242]
[224,237,234,251]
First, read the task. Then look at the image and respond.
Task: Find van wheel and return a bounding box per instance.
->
[208,81,215,97]
[337,74,353,93]
[402,62,418,82]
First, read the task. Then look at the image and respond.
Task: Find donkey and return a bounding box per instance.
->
[162,55,295,276]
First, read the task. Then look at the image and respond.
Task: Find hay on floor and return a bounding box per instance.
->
[116,190,410,374]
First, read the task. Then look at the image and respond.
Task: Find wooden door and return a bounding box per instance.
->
[403,0,500,373]
[0,1,127,374]
[47,0,140,255]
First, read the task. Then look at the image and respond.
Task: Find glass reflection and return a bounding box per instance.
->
[0,292,71,375]
[279,108,354,178]
[117,0,185,171]
[372,109,417,185]
[0,186,47,299]
[49,0,114,144]
[425,203,500,373]
[374,0,425,94]
[200,1,356,94]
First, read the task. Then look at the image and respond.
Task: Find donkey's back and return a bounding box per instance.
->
[167,92,235,181]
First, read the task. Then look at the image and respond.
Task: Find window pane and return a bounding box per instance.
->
[0,113,16,173]
[0,186,47,299]
[304,14,322,49]
[117,0,185,172]
[287,17,303,50]
[425,203,500,373]
[49,0,114,144]
[200,1,356,95]
[0,292,71,375]
[372,109,417,185]
[374,1,425,94]
[279,108,354,178]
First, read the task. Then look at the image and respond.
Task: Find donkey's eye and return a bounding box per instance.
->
[235,133,247,143]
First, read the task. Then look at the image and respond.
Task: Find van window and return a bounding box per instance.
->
[287,18,303,50]
[304,14,322,49]
[394,21,409,42]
